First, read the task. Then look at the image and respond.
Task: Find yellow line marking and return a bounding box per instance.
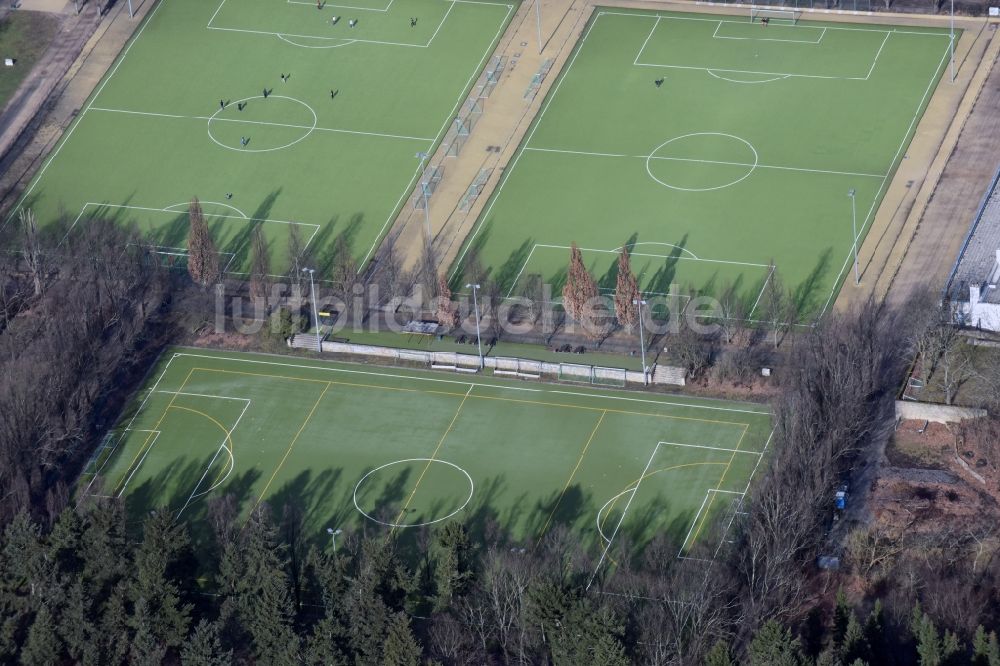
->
[246,381,331,518]
[390,385,473,533]
[191,366,752,429]
[685,423,750,550]
[170,405,235,488]
[535,410,606,547]
[114,368,195,494]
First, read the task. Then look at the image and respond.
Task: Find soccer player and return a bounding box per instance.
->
[654,78,664,88]
[410,17,417,27]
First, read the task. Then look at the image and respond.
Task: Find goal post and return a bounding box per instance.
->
[749,6,801,24]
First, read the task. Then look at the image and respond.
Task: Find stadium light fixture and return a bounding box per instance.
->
[416,152,431,245]
[466,283,484,369]
[847,189,859,286]
[302,268,321,351]
[326,527,343,553]
[633,298,648,386]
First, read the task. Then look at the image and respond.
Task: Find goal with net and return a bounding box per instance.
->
[749,6,801,24]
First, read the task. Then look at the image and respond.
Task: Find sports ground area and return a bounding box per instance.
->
[2,0,513,275]
[453,8,955,318]
[79,350,772,563]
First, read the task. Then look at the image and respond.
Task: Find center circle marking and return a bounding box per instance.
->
[207,95,317,153]
[645,132,759,192]
[353,458,475,528]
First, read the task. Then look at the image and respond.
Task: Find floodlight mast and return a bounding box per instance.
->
[326,527,342,553]
[302,268,321,351]
[633,298,648,386]
[467,284,484,369]
[848,189,859,286]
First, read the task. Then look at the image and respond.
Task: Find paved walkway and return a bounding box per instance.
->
[0,0,155,218]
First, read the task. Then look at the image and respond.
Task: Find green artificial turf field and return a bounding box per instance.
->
[452,9,955,319]
[79,349,772,564]
[3,0,512,275]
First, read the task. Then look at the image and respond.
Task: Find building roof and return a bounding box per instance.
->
[947,166,1000,304]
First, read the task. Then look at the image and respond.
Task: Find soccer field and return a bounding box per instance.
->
[3,0,512,275]
[452,9,954,318]
[80,349,772,563]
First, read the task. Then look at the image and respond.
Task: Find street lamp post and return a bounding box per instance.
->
[415,152,431,245]
[848,189,859,286]
[326,527,342,553]
[302,268,321,351]
[466,283,484,369]
[633,298,648,386]
[535,0,543,54]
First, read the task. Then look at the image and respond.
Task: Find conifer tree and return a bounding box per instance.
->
[187,198,221,287]
[749,619,806,666]
[972,625,1000,666]
[182,619,233,666]
[382,611,422,666]
[20,605,63,666]
[132,510,193,648]
[432,521,471,611]
[613,245,640,331]
[562,243,599,324]
[130,596,168,666]
[249,224,270,301]
[436,275,459,329]
[704,640,734,666]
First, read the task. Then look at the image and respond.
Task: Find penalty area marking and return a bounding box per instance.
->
[354,458,474,527]
[277,34,357,48]
[288,0,393,11]
[163,201,247,218]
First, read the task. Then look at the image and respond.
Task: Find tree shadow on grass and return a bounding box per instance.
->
[493,238,534,296]
[790,247,832,320]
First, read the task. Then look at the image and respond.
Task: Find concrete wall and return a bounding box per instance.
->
[895,400,987,424]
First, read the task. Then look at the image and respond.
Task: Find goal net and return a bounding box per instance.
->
[749,7,800,24]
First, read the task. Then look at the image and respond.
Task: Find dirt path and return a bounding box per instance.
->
[0,0,156,219]
[833,21,1000,309]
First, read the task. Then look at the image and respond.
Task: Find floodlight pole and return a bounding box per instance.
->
[848,189,859,286]
[949,0,955,82]
[416,152,431,246]
[535,0,543,54]
[302,267,321,351]
[128,0,134,18]
[466,284,484,369]
[326,527,342,553]
[633,298,648,386]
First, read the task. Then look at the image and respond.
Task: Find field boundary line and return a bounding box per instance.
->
[176,351,770,416]
[115,431,162,497]
[535,410,607,546]
[359,0,515,268]
[450,5,601,280]
[247,381,331,518]
[747,262,776,320]
[634,15,661,65]
[712,20,826,44]
[587,442,660,589]
[391,384,474,532]
[864,31,892,80]
[113,368,195,495]
[819,39,952,316]
[1,0,169,230]
[710,428,776,560]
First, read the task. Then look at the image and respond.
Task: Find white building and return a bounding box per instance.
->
[947,167,1000,331]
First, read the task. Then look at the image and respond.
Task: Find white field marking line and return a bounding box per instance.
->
[600,9,952,37]
[657,440,764,456]
[0,0,168,231]
[449,7,600,280]
[712,19,825,44]
[634,15,661,66]
[172,351,771,416]
[711,428,775,560]
[122,354,178,432]
[746,262,775,320]
[504,242,770,299]
[587,442,660,590]
[163,201,247,218]
[357,1,515,268]
[706,70,790,83]
[88,106,435,142]
[596,486,633,543]
[524,146,885,179]
[78,430,132,499]
[819,40,951,318]
[154,390,250,402]
[277,34,356,48]
[61,202,320,248]
[116,431,162,497]
[677,489,712,556]
[616,241,699,259]
[180,398,251,513]
[288,0,392,10]
[863,32,892,81]
[207,0,454,49]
